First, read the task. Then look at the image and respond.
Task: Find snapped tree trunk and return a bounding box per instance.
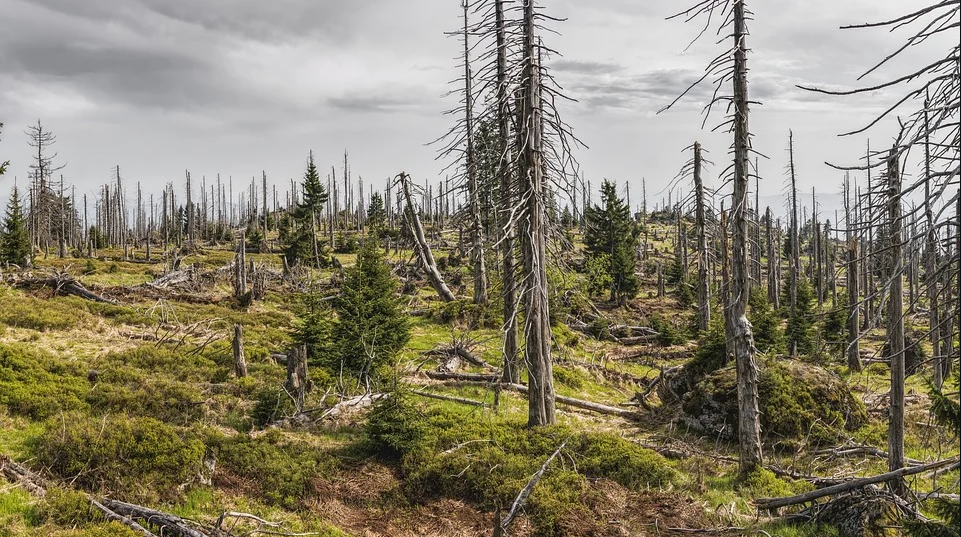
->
[285,344,309,413]
[233,324,248,378]
[462,0,488,306]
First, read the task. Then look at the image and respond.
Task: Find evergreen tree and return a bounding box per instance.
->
[786,278,815,356]
[583,179,640,304]
[1,186,32,266]
[748,291,782,354]
[328,241,409,382]
[366,191,387,234]
[290,151,328,267]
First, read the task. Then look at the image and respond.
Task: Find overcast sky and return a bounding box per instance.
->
[0,0,946,220]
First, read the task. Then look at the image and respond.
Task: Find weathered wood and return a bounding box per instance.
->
[754,457,959,510]
[884,146,906,497]
[89,499,159,537]
[0,454,47,497]
[397,172,455,302]
[498,437,569,534]
[412,389,486,407]
[285,344,309,413]
[100,499,208,537]
[693,141,710,333]
[232,324,248,378]
[425,370,499,382]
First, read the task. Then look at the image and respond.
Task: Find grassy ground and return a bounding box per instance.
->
[0,224,957,537]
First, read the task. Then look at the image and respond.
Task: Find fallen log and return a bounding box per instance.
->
[11,275,116,304]
[318,393,388,421]
[0,454,47,497]
[412,389,487,407]
[101,499,209,537]
[754,457,960,510]
[425,371,500,382]
[496,437,569,537]
[89,499,159,537]
[503,383,642,419]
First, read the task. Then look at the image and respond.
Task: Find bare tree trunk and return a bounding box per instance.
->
[496,0,520,384]
[694,141,710,333]
[398,173,455,302]
[232,324,248,378]
[285,344,309,413]
[884,147,906,497]
[788,131,800,353]
[520,0,555,426]
[462,0,488,306]
[730,1,763,477]
[845,174,862,372]
[234,231,247,299]
[721,208,734,363]
[922,99,943,387]
[765,207,779,309]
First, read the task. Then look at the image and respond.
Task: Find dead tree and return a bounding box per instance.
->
[518,0,555,426]
[397,172,455,302]
[885,147,906,496]
[765,207,780,309]
[663,0,763,477]
[693,142,711,332]
[233,324,248,378]
[495,0,520,384]
[234,231,247,299]
[285,344,309,413]
[844,174,862,372]
[788,131,801,352]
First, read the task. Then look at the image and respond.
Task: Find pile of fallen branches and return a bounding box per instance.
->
[567,312,659,346]
[3,270,116,303]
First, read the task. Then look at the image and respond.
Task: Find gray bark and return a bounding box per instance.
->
[884,147,906,496]
[233,324,248,378]
[845,174,862,372]
[694,141,710,333]
[496,0,520,384]
[462,0,488,306]
[398,172,455,302]
[519,0,555,426]
[730,1,763,477]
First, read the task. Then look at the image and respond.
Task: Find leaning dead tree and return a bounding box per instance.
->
[662,0,764,477]
[397,172,456,302]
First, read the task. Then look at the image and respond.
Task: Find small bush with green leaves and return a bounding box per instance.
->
[207,429,344,509]
[32,412,206,501]
[367,396,677,536]
[0,343,87,420]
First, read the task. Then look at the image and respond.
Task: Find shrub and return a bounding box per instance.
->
[208,430,342,509]
[749,291,783,354]
[367,397,676,536]
[0,343,87,419]
[33,413,206,501]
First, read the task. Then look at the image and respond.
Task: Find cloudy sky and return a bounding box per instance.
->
[0,0,946,219]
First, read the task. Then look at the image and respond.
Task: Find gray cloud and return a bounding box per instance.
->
[551,59,624,76]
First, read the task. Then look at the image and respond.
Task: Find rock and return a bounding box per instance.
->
[681,359,868,445]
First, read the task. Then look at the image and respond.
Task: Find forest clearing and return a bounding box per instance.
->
[0,1,958,536]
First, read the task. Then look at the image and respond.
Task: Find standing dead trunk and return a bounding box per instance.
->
[232,324,248,378]
[694,142,711,333]
[884,147,906,497]
[720,208,734,364]
[462,0,488,306]
[397,172,455,302]
[234,231,247,299]
[520,0,556,426]
[922,100,943,387]
[285,344,309,413]
[788,131,800,353]
[730,1,763,477]
[765,207,779,309]
[845,174,861,372]
[496,0,520,384]
[657,261,666,298]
